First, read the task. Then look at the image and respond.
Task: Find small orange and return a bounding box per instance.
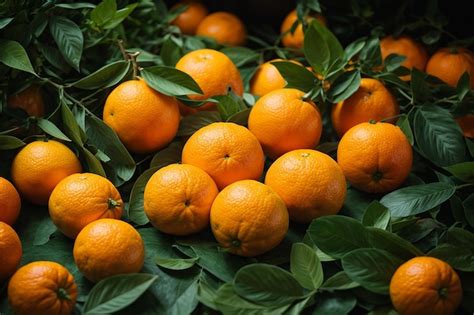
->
[0,177,21,225]
[280,9,326,49]
[196,12,246,47]
[265,149,346,223]
[426,47,474,88]
[11,140,82,205]
[0,222,22,280]
[210,180,288,257]
[331,78,400,137]
[248,88,322,160]
[8,261,77,315]
[144,164,218,235]
[456,114,474,138]
[250,59,303,97]
[337,121,413,193]
[73,219,145,283]
[182,122,264,190]
[171,0,208,35]
[390,256,462,315]
[7,85,45,117]
[103,79,180,153]
[49,173,123,239]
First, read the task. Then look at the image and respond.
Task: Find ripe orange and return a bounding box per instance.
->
[337,121,413,193]
[0,177,21,225]
[331,78,400,137]
[426,47,474,88]
[182,122,265,190]
[248,88,322,160]
[171,0,208,35]
[144,164,218,235]
[265,149,346,223]
[73,219,144,282]
[280,9,326,49]
[7,85,45,117]
[0,222,22,280]
[49,173,123,239]
[390,257,462,315]
[210,180,288,257]
[11,140,82,205]
[196,12,246,47]
[8,261,77,315]
[103,79,180,154]
[250,59,303,97]
[456,114,474,138]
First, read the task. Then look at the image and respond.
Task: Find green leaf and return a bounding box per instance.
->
[362,201,390,230]
[320,271,360,291]
[49,16,83,71]
[428,244,474,272]
[304,21,329,75]
[0,17,14,29]
[367,228,423,260]
[33,218,57,246]
[307,20,343,73]
[141,66,203,96]
[456,72,470,101]
[327,70,361,103]
[396,114,414,145]
[213,93,247,121]
[464,194,474,227]
[177,111,221,137]
[271,61,316,92]
[150,142,183,168]
[359,37,382,69]
[227,108,251,126]
[221,47,260,67]
[410,68,431,104]
[155,257,199,270]
[61,103,86,145]
[127,167,157,226]
[0,40,36,74]
[344,38,366,62]
[383,53,406,72]
[443,162,474,183]
[311,291,357,315]
[0,135,25,150]
[160,36,182,67]
[290,243,323,290]
[72,60,130,90]
[37,118,72,142]
[103,3,137,29]
[81,146,107,177]
[55,3,97,9]
[91,0,116,27]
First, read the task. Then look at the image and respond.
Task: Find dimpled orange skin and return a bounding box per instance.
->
[0,222,22,280]
[103,79,180,154]
[171,0,208,35]
[265,149,346,223]
[0,177,21,225]
[144,164,218,236]
[182,122,265,190]
[390,257,463,315]
[7,85,45,117]
[426,47,474,88]
[8,261,77,315]
[331,78,400,137]
[280,9,326,49]
[49,173,123,239]
[196,12,246,47]
[73,219,144,283]
[337,122,413,193]
[456,114,474,138]
[250,59,303,97]
[248,88,322,160]
[210,180,289,257]
[11,140,82,205]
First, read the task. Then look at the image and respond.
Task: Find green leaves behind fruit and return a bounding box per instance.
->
[141,65,203,96]
[212,92,248,121]
[177,111,222,137]
[290,243,323,290]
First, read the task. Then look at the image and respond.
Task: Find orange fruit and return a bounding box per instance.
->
[426,47,474,88]
[8,261,77,315]
[210,180,288,257]
[456,114,474,138]
[0,177,21,225]
[248,88,322,160]
[250,59,303,97]
[49,173,123,239]
[390,256,462,315]
[171,0,208,35]
[73,218,144,282]
[144,164,218,235]
[11,140,82,205]
[0,222,22,280]
[337,121,413,193]
[196,12,246,47]
[7,85,45,117]
[331,78,400,137]
[103,79,180,154]
[280,9,326,49]
[265,149,346,223]
[182,122,265,190]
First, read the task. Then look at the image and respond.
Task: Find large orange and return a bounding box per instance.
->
[0,222,22,280]
[248,88,322,160]
[196,12,246,47]
[426,47,474,88]
[210,180,288,257]
[8,261,77,315]
[144,164,218,235]
[73,219,144,282]
[280,9,326,49]
[331,78,400,137]
[265,149,346,223]
[103,79,180,154]
[182,122,265,190]
[0,177,21,225]
[7,85,45,117]
[171,0,208,35]
[250,59,303,97]
[390,257,462,315]
[456,114,474,138]
[337,121,413,193]
[11,140,82,205]
[49,173,123,239]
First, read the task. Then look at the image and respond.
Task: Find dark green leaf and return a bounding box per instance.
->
[410,68,431,103]
[271,61,316,92]
[359,37,382,68]
[383,53,406,72]
[311,291,357,315]
[367,227,423,260]
[72,61,130,90]
[81,146,107,177]
[213,93,247,121]
[49,16,83,71]
[362,201,390,230]
[33,218,57,246]
[37,118,71,142]
[304,21,329,75]
[155,257,199,270]
[320,271,359,291]
[443,162,474,183]
[0,135,25,150]
[160,37,182,67]
[464,194,474,227]
[396,114,414,145]
[0,17,14,29]
[221,47,260,67]
[141,66,203,96]
[429,244,474,272]
[128,167,158,225]
[61,103,86,145]
[327,70,361,103]
[227,108,251,126]
[150,142,183,168]
[290,243,323,290]
[103,4,138,29]
[344,38,366,62]
[91,0,116,27]
[177,111,221,137]
[55,3,96,9]
[456,72,470,101]
[0,40,36,74]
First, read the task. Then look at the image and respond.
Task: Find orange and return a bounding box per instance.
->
[7,85,45,117]
[210,180,288,257]
[182,122,265,190]
[49,173,123,239]
[248,88,322,160]
[456,114,474,138]
[11,140,82,205]
[426,47,474,88]
[0,177,21,225]
[144,164,218,235]
[280,9,326,49]
[103,79,180,153]
[0,222,22,280]
[390,257,462,315]
[331,78,400,137]
[337,121,413,193]
[8,261,77,315]
[73,218,144,282]
[250,59,303,97]
[171,0,208,35]
[265,149,346,223]
[196,12,246,47]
